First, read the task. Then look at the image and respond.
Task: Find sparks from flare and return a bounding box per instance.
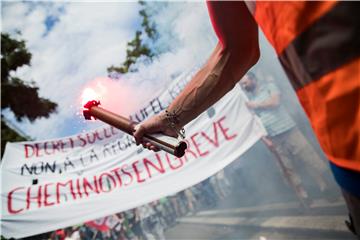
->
[79,77,148,119]
[80,88,98,121]
[80,85,104,121]
[81,81,108,105]
[81,88,98,107]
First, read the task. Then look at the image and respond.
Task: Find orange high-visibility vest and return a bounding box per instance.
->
[252,2,360,172]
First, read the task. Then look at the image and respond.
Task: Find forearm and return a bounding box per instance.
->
[255,95,280,109]
[133,1,260,148]
[167,43,259,127]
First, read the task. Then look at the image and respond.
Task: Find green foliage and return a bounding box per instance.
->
[1,33,32,81]
[139,12,156,40]
[1,33,58,122]
[1,119,29,157]
[107,1,158,75]
[1,33,58,157]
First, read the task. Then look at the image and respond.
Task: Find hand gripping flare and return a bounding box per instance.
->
[83,100,187,158]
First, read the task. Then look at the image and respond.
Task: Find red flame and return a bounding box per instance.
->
[81,88,100,121]
[81,88,99,107]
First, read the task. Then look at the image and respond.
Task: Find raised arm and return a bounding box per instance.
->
[134,1,260,150]
[247,93,280,110]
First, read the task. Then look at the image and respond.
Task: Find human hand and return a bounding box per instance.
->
[245,101,259,109]
[133,112,178,152]
[261,136,274,148]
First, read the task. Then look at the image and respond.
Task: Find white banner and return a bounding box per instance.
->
[1,81,265,238]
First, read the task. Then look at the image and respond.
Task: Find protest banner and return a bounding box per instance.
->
[1,73,266,238]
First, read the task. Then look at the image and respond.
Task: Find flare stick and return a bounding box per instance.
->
[83,100,187,157]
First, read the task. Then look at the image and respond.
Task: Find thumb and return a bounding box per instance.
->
[133,124,146,145]
[162,127,179,138]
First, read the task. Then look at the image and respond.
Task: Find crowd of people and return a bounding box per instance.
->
[45,170,231,240]
[23,73,340,240]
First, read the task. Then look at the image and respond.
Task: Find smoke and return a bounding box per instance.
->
[79,77,152,117]
[130,3,346,239]
[76,2,216,124]
[3,2,347,237]
[2,2,216,140]
[67,2,344,217]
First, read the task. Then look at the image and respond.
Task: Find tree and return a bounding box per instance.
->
[107,1,158,75]
[1,33,58,121]
[138,0,157,40]
[1,33,58,156]
[1,120,28,156]
[107,31,153,74]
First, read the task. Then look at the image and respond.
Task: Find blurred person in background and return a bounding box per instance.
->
[159,197,177,227]
[68,227,81,240]
[134,1,360,238]
[184,188,197,214]
[211,170,231,200]
[176,191,188,215]
[125,209,145,240]
[199,178,218,209]
[137,202,165,240]
[169,193,182,217]
[240,72,333,207]
[136,204,156,240]
[151,201,166,240]
[113,213,132,240]
[51,229,66,240]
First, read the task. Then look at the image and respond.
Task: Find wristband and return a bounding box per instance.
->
[165,110,186,139]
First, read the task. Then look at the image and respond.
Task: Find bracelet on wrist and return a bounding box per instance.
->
[164,110,186,139]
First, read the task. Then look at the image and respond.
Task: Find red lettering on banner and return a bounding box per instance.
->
[57,140,67,153]
[26,186,42,210]
[182,116,237,161]
[201,122,220,147]
[110,127,117,135]
[24,143,42,158]
[165,153,184,170]
[76,178,83,198]
[7,187,25,214]
[99,173,116,193]
[49,140,67,154]
[78,135,87,147]
[35,143,42,157]
[121,165,133,186]
[132,160,145,183]
[44,141,53,155]
[144,155,165,178]
[56,180,76,204]
[183,140,198,162]
[69,137,74,148]
[103,127,112,138]
[25,139,76,159]
[22,127,120,159]
[24,144,34,158]
[86,131,103,144]
[44,183,55,207]
[83,176,100,196]
[190,133,209,157]
[218,116,237,140]
[52,141,60,152]
[110,168,123,187]
[86,133,95,144]
[8,115,240,215]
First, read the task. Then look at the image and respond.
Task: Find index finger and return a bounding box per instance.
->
[133,124,146,145]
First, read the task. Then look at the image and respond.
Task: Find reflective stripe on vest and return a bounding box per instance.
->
[253,1,360,171]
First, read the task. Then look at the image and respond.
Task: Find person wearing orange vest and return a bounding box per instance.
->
[133,2,360,237]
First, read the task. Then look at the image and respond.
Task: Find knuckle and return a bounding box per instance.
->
[138,125,146,132]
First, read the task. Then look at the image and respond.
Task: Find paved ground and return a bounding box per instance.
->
[164,199,357,240]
